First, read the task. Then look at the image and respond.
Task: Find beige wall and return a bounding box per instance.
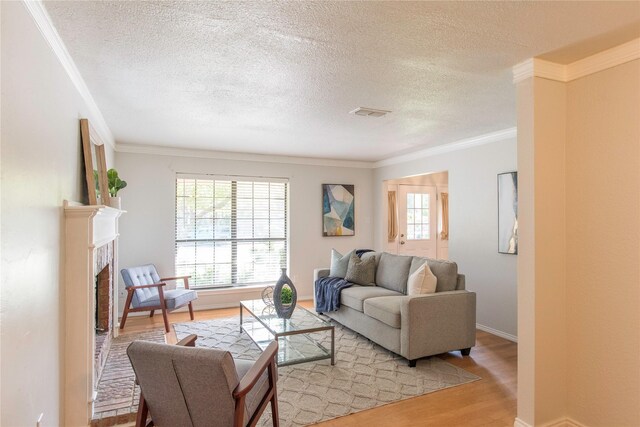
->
[565,59,640,426]
[516,53,639,425]
[516,77,536,425]
[1,2,115,425]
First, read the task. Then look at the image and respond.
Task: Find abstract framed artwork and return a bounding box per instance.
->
[322,184,355,236]
[498,172,518,254]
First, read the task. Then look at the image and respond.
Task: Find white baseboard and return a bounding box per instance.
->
[476,323,518,342]
[514,417,585,427]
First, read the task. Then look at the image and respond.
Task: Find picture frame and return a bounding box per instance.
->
[322,184,355,236]
[80,118,109,205]
[498,171,518,254]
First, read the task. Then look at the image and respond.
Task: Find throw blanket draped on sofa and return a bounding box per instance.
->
[314,277,352,312]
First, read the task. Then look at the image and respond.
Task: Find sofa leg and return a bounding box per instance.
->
[461,348,471,356]
[408,359,417,368]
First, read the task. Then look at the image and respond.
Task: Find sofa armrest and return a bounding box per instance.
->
[400,290,476,360]
[312,268,330,307]
[313,268,330,281]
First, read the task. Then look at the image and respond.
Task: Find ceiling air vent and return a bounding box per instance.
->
[349,107,391,118]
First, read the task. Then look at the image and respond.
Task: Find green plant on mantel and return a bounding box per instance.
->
[107,169,127,196]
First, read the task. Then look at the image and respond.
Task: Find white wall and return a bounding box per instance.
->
[115,151,373,311]
[373,139,518,338]
[1,2,115,425]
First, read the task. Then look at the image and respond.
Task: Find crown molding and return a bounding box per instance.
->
[513,58,566,83]
[22,0,115,149]
[373,127,517,168]
[115,143,375,169]
[513,38,639,84]
[568,37,640,81]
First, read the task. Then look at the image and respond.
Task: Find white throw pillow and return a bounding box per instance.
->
[407,263,438,295]
[329,249,353,278]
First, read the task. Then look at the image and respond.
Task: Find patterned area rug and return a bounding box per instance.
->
[174,317,480,427]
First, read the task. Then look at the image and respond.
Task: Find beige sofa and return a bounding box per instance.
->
[313,252,476,366]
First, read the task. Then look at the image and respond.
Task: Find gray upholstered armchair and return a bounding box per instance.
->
[127,334,279,427]
[120,264,198,333]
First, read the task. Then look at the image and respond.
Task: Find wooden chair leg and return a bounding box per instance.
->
[188,302,195,320]
[268,359,279,426]
[149,310,155,318]
[234,396,246,427]
[120,290,134,330]
[135,393,149,427]
[160,308,170,333]
[158,287,170,333]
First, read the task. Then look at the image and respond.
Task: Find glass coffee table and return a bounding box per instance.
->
[240,299,335,367]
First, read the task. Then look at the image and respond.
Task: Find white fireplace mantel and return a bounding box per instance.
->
[63,200,124,426]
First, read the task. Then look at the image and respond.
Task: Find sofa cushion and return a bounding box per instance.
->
[345,253,376,286]
[376,253,413,293]
[410,257,459,292]
[364,296,405,329]
[360,251,381,268]
[407,263,437,295]
[330,249,353,278]
[340,285,402,312]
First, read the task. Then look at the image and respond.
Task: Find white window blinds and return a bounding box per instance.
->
[175,175,288,288]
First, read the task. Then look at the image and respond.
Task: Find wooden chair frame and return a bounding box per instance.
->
[135,335,279,427]
[120,275,195,333]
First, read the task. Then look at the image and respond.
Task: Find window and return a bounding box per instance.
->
[175,175,288,288]
[406,193,430,240]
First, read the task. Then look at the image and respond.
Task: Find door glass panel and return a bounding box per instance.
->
[406,193,430,240]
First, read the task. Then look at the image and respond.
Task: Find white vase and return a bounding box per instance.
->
[108,196,121,209]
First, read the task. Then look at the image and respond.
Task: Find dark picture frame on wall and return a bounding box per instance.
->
[498,171,518,254]
[322,184,355,236]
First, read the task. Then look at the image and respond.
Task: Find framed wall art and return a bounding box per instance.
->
[498,171,518,254]
[322,184,355,236]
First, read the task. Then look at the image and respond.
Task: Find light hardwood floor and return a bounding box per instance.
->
[122,300,517,426]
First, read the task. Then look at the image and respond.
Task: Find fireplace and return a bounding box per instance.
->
[95,264,111,332]
[64,201,124,426]
[94,242,114,384]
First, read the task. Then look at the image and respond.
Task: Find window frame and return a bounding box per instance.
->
[174,173,289,289]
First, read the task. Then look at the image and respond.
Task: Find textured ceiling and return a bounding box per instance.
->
[44,1,640,161]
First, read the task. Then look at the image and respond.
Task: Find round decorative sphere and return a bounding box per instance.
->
[261,286,274,306]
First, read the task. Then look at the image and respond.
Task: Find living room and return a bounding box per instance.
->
[1,1,638,427]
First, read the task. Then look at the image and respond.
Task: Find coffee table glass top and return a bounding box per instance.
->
[240,299,335,366]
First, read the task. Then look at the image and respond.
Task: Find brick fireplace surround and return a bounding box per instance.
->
[94,242,114,385]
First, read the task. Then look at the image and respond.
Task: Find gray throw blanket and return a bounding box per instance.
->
[314,277,352,313]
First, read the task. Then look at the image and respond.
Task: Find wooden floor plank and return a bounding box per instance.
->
[121,300,517,426]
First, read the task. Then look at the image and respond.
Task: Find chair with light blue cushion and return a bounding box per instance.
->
[120,264,197,333]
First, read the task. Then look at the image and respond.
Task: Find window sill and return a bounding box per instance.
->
[194,284,271,296]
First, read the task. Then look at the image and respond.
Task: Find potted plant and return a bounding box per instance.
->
[107,168,127,209]
[280,286,293,306]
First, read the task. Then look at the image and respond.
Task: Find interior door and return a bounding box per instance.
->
[398,185,437,257]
